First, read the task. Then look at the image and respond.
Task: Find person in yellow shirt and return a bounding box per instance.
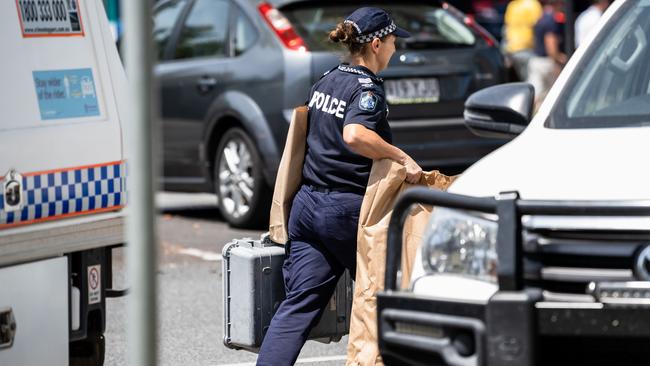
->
[503,0,543,81]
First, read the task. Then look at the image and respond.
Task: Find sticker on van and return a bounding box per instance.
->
[33,68,100,120]
[0,161,127,228]
[88,264,101,304]
[15,0,84,37]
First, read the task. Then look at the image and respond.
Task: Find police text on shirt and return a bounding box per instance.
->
[308,91,347,119]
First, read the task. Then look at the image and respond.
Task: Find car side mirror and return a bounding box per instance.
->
[464,83,534,139]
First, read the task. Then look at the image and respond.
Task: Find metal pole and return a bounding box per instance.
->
[120,0,158,365]
[565,0,575,57]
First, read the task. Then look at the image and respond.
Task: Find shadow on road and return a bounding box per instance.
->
[156,193,269,230]
[160,207,224,221]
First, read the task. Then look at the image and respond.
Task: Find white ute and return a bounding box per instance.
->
[0,1,127,365]
[378,1,650,365]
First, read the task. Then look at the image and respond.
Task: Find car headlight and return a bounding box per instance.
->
[422,207,498,283]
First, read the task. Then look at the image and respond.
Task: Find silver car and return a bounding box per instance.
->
[154,0,507,227]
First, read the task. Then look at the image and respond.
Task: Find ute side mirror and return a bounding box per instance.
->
[464,82,534,139]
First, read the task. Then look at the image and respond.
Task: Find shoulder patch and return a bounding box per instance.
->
[359,91,378,112]
[358,77,374,88]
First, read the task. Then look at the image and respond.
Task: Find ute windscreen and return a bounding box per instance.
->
[550,1,650,129]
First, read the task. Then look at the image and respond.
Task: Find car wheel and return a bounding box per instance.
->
[214,127,270,228]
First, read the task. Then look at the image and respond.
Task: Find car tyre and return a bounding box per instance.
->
[214,127,270,228]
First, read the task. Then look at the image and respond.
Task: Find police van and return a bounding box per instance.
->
[0,1,127,365]
[378,1,650,365]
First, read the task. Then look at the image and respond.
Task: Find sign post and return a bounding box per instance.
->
[120,0,158,365]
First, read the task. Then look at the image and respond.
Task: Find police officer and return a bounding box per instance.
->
[257,7,421,366]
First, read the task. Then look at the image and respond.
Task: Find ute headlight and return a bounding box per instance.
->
[422,208,498,283]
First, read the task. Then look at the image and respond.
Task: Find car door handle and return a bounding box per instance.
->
[197,76,217,94]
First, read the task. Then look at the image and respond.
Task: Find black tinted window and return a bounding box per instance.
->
[550,1,650,129]
[174,0,229,59]
[153,0,188,59]
[234,9,258,56]
[283,4,475,52]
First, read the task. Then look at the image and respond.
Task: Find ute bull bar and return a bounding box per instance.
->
[377,187,650,366]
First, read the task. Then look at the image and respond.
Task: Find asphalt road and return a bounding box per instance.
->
[104,192,348,366]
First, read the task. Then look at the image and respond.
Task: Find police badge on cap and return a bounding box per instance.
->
[343,7,411,43]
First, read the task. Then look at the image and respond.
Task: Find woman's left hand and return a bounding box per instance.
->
[402,155,422,184]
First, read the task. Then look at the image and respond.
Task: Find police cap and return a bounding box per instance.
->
[344,7,411,43]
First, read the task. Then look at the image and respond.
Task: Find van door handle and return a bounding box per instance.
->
[0,307,16,350]
[3,170,23,211]
[197,76,217,94]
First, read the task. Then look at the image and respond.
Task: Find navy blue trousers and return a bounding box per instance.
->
[256,185,362,366]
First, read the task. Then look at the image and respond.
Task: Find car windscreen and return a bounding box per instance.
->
[548,1,650,129]
[282,3,476,52]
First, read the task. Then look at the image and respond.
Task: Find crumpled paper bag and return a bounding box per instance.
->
[268,106,308,244]
[347,159,457,366]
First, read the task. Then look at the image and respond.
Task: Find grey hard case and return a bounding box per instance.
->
[222,236,352,352]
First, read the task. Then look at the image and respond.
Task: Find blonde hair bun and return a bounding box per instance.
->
[329,22,355,43]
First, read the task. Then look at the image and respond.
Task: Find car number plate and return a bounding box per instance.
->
[384,78,440,105]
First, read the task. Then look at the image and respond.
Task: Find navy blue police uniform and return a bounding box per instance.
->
[257,7,410,366]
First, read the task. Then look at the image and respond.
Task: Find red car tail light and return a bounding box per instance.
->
[441,2,497,48]
[463,15,496,48]
[258,2,308,52]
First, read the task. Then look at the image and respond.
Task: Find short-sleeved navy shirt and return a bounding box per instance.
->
[533,12,564,57]
[302,64,392,193]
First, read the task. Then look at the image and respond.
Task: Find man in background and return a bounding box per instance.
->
[528,0,566,107]
[575,0,611,47]
[503,0,543,81]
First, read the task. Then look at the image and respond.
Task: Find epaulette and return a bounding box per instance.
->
[337,64,384,84]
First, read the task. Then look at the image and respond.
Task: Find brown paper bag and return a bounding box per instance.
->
[268,106,309,244]
[346,159,457,366]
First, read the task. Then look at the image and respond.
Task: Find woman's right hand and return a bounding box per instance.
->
[402,155,422,184]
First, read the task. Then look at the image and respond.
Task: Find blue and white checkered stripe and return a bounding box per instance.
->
[337,65,384,82]
[354,22,397,43]
[0,162,126,227]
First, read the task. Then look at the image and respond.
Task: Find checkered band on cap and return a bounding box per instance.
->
[355,22,397,43]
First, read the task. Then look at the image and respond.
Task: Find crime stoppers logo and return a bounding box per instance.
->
[16,0,85,37]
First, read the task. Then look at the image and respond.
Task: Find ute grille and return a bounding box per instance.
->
[522,229,650,295]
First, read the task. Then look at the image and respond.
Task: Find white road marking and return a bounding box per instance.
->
[177,247,223,262]
[156,192,218,210]
[296,355,347,364]
[214,355,347,366]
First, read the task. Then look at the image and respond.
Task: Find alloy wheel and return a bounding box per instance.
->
[217,137,255,219]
